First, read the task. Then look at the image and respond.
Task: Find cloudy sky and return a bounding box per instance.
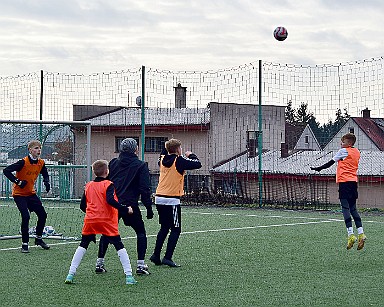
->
[0,0,383,76]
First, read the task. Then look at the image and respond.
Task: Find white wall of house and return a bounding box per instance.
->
[323,119,379,151]
[294,125,321,151]
[209,102,285,165]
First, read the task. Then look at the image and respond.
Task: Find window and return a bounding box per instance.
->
[145,137,168,153]
[349,127,354,134]
[305,135,309,144]
[247,131,260,158]
[115,137,139,153]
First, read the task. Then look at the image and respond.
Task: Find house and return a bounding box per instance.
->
[73,96,286,174]
[282,123,321,157]
[211,108,384,208]
[324,108,384,151]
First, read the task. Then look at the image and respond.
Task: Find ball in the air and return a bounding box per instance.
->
[274,26,288,41]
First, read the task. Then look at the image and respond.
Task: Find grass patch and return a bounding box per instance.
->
[0,207,383,306]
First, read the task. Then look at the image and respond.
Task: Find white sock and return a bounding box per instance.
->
[357,227,364,235]
[117,248,132,275]
[347,227,354,236]
[137,259,145,267]
[68,246,87,275]
[96,258,104,266]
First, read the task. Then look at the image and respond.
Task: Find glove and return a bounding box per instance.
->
[311,167,321,172]
[15,179,27,188]
[146,206,154,219]
[44,182,50,193]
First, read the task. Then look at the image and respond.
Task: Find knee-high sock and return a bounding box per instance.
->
[68,246,87,275]
[117,248,132,275]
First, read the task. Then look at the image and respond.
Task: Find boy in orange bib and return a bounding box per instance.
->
[65,160,136,285]
[311,133,367,250]
[3,140,51,253]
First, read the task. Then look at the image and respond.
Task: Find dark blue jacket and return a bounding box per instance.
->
[108,152,152,208]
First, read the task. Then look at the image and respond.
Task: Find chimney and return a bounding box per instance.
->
[174,83,187,108]
[281,143,289,158]
[362,108,371,118]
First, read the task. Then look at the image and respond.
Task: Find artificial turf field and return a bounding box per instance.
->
[0,206,383,306]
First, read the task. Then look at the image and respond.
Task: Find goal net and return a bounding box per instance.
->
[0,120,91,241]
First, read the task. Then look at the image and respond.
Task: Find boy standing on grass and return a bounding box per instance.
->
[3,140,51,253]
[95,138,154,275]
[311,133,367,250]
[150,139,201,267]
[65,160,136,285]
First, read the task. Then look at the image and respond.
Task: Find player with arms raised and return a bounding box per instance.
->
[311,133,367,250]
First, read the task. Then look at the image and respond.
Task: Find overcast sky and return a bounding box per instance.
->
[0,0,383,76]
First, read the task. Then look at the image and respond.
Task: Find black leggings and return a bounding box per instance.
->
[340,198,362,229]
[98,206,147,260]
[80,234,124,251]
[14,195,47,243]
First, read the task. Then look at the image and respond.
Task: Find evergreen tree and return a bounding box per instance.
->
[285,100,296,124]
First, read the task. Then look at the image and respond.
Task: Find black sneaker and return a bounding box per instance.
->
[149,254,162,265]
[161,258,181,267]
[136,264,150,275]
[35,238,50,250]
[95,264,107,274]
[21,244,29,253]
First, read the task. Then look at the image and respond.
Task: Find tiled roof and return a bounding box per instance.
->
[353,117,384,151]
[211,150,384,176]
[89,107,210,126]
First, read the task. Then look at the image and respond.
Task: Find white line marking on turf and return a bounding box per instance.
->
[0,219,339,252]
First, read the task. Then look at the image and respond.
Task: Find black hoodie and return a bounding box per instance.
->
[158,147,202,174]
[108,152,152,208]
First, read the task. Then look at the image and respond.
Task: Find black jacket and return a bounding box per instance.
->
[159,148,202,173]
[108,152,152,208]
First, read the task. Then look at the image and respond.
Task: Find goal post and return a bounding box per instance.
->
[0,119,91,240]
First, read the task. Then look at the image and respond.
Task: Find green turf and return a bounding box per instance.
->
[0,207,383,306]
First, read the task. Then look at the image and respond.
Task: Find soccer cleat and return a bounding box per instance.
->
[125,275,137,285]
[347,234,357,250]
[149,254,162,266]
[136,264,150,275]
[21,244,29,253]
[35,238,50,250]
[95,264,107,274]
[162,258,181,267]
[65,274,74,284]
[357,233,367,250]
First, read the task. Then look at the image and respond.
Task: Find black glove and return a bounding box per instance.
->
[310,167,322,172]
[15,179,27,188]
[44,182,50,193]
[146,206,154,219]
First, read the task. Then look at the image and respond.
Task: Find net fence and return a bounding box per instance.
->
[0,57,383,239]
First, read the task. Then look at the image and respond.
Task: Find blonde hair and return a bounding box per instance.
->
[341,133,356,146]
[28,140,42,149]
[165,138,181,154]
[92,160,109,177]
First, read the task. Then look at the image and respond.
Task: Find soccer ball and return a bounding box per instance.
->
[274,26,288,41]
[43,226,55,236]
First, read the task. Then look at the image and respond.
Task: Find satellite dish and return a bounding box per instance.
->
[136,96,142,107]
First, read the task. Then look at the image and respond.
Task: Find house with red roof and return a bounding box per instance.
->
[324,108,384,151]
